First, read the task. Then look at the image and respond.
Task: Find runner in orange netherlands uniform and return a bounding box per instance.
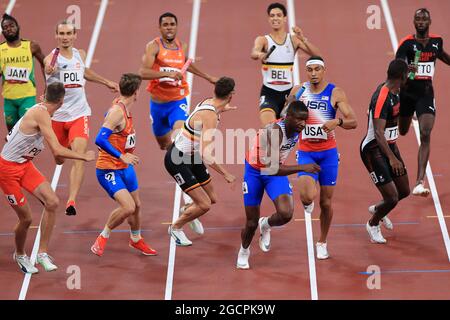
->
[0,82,95,274]
[91,74,156,257]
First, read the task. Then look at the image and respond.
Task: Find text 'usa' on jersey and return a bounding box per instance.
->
[396,34,443,81]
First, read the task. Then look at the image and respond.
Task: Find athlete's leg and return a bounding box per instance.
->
[241,206,261,249]
[299,175,317,207]
[368,182,399,226]
[11,203,33,256]
[399,115,413,136]
[318,185,334,243]
[18,96,36,118]
[173,186,211,229]
[260,109,277,127]
[416,113,435,185]
[3,98,19,132]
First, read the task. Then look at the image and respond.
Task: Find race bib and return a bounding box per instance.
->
[125,133,136,149]
[4,66,30,83]
[159,66,181,84]
[302,124,327,140]
[266,66,292,85]
[415,62,435,80]
[384,126,399,142]
[60,70,84,88]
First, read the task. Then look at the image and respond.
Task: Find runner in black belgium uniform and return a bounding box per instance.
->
[360,59,410,244]
[396,8,450,197]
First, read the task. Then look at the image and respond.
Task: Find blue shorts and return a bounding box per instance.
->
[297,148,339,186]
[96,165,139,199]
[243,161,293,207]
[150,98,189,137]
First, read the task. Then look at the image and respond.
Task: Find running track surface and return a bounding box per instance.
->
[0,0,449,300]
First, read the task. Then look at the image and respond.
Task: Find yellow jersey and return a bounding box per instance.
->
[0,39,36,99]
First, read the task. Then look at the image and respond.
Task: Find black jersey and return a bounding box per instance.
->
[396,34,443,83]
[361,83,400,150]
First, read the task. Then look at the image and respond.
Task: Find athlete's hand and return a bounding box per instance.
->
[106,81,119,93]
[389,157,405,176]
[120,153,139,165]
[165,71,183,81]
[292,26,307,43]
[224,173,236,184]
[220,103,238,113]
[207,75,219,84]
[322,119,339,133]
[45,64,57,75]
[299,163,321,174]
[84,150,96,162]
[408,63,418,74]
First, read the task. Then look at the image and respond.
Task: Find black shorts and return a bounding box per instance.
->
[360,142,407,186]
[164,144,211,192]
[259,85,291,118]
[400,81,435,117]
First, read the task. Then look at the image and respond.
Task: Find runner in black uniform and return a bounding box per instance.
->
[361,59,410,244]
[396,8,450,197]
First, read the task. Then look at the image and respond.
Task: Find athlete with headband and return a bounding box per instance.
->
[251,2,320,127]
[287,56,357,260]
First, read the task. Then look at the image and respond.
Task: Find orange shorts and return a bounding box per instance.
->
[52,116,90,148]
[0,157,46,207]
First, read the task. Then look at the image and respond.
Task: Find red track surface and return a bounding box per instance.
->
[0,0,449,300]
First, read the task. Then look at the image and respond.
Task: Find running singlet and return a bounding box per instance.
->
[174,100,218,155]
[146,37,189,102]
[396,34,443,81]
[0,39,36,99]
[361,83,400,150]
[246,118,299,170]
[96,101,136,170]
[1,104,45,163]
[46,48,91,122]
[298,82,337,152]
[262,34,295,92]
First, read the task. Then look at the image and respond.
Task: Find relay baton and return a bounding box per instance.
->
[50,48,60,67]
[167,58,193,86]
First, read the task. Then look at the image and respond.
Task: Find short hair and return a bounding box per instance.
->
[1,13,19,28]
[45,82,65,103]
[159,12,177,25]
[415,8,430,18]
[214,77,235,99]
[286,100,308,116]
[267,3,287,16]
[119,73,142,97]
[55,19,76,34]
[387,59,408,80]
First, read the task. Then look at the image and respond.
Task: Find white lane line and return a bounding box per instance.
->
[164,0,201,301]
[380,0,450,262]
[5,0,16,14]
[18,0,110,300]
[286,0,319,301]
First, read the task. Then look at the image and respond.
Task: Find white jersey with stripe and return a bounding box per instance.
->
[1,105,45,163]
[174,101,218,155]
[46,48,91,122]
[261,34,295,92]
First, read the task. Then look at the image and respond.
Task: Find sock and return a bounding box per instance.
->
[240,244,249,253]
[130,229,141,243]
[101,226,111,238]
[67,200,75,208]
[183,192,193,205]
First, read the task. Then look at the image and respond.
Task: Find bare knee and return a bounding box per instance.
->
[319,199,333,215]
[420,128,432,143]
[245,218,259,232]
[278,208,294,224]
[45,196,60,211]
[197,198,211,213]
[385,193,399,209]
[122,202,136,217]
[300,192,315,205]
[209,194,217,205]
[398,189,410,201]
[20,216,33,228]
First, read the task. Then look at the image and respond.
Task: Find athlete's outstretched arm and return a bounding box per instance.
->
[373,118,404,176]
[36,109,94,162]
[31,41,46,80]
[280,84,303,117]
[292,27,321,57]
[139,41,182,81]
[322,87,357,133]
[251,36,268,61]
[438,48,450,65]
[77,49,119,92]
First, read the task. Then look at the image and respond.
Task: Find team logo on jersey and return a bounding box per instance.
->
[242,182,249,194]
[432,43,439,50]
[105,172,116,185]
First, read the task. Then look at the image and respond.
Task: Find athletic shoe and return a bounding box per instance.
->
[412,183,430,197]
[369,205,393,230]
[316,242,329,260]
[91,234,108,256]
[168,226,192,246]
[236,246,250,269]
[65,201,76,216]
[13,253,38,274]
[129,238,157,256]
[189,218,204,235]
[366,222,387,244]
[258,217,271,252]
[36,253,58,272]
[304,202,314,214]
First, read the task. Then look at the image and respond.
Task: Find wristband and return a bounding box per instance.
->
[95,127,122,159]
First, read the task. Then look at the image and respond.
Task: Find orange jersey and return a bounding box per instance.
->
[146,37,189,102]
[96,101,136,170]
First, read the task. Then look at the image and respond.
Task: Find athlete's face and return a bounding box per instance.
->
[306,65,325,84]
[268,8,286,30]
[286,111,308,133]
[1,20,20,42]
[56,24,77,49]
[414,11,431,34]
[160,17,177,42]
